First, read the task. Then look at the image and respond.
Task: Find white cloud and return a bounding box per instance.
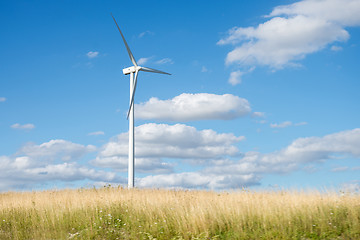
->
[93,123,243,180]
[137,57,151,65]
[294,121,308,126]
[22,163,116,182]
[135,93,251,121]
[2,128,360,191]
[96,123,244,160]
[257,128,360,168]
[340,181,360,193]
[228,70,243,85]
[137,172,260,189]
[269,0,360,26]
[0,140,117,191]
[139,30,154,38]
[220,16,348,68]
[270,121,293,128]
[86,51,99,59]
[252,112,265,118]
[136,128,360,189]
[270,121,307,128]
[331,45,343,51]
[0,159,118,191]
[88,131,105,136]
[201,66,208,72]
[17,139,96,162]
[331,166,349,172]
[218,0,359,69]
[11,123,35,130]
[0,97,6,102]
[257,120,267,124]
[156,58,173,64]
[91,156,174,174]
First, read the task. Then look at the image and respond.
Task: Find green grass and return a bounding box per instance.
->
[0,187,359,239]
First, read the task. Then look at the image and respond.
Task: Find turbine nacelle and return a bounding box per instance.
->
[123,66,141,75]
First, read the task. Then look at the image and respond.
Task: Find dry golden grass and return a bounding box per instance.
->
[0,187,359,239]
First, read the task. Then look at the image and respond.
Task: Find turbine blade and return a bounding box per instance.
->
[140,66,171,75]
[127,70,139,120]
[111,14,137,66]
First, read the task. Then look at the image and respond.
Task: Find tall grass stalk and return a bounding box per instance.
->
[0,187,359,239]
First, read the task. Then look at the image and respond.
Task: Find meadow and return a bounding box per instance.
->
[0,187,359,239]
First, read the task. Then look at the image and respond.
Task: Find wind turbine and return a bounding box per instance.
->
[111,14,171,189]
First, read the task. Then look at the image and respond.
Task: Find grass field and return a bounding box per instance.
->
[0,187,359,239]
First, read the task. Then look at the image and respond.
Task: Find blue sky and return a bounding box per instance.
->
[1,0,360,192]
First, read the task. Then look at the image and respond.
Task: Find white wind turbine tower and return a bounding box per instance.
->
[112,14,171,189]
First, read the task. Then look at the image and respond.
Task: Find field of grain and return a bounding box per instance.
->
[0,187,359,239]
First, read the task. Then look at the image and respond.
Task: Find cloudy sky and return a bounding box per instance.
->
[1,0,360,192]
